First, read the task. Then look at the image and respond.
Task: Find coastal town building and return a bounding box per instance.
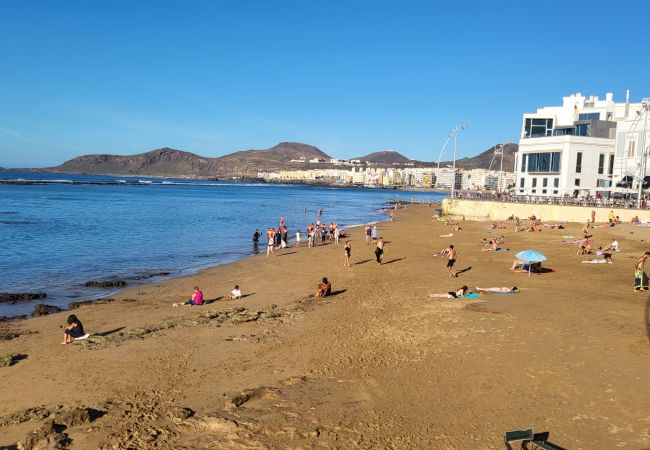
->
[514,91,647,198]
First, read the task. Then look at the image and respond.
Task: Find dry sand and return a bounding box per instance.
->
[1,204,649,449]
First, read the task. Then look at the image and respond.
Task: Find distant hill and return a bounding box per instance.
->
[353,150,411,165]
[49,142,332,178]
[438,143,518,171]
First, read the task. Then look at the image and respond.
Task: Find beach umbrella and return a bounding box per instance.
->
[515,250,547,276]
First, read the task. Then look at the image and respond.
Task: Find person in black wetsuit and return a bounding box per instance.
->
[61,314,84,345]
[253,229,261,244]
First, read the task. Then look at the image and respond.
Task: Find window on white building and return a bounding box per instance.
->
[576,152,582,173]
[543,178,548,187]
[525,152,561,173]
[628,141,636,158]
[554,178,559,188]
[520,178,525,188]
[578,112,600,121]
[575,178,580,186]
[524,118,554,138]
[608,154,614,176]
[532,178,537,188]
[598,154,605,174]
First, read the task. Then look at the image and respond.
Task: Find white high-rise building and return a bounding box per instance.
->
[514,92,645,197]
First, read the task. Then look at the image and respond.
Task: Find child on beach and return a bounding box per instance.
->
[295,230,301,247]
[228,285,242,300]
[316,277,332,298]
[173,286,203,307]
[61,314,85,345]
[375,238,385,264]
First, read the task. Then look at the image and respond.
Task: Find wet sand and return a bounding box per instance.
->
[1,204,649,449]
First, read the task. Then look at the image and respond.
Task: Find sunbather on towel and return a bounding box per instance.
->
[429,286,470,298]
[475,286,519,293]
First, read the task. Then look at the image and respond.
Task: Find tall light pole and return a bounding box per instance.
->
[449,123,468,199]
[636,98,649,208]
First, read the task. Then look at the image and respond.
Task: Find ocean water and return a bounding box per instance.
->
[0,171,445,317]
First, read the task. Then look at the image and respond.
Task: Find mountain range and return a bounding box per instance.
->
[24,141,517,178]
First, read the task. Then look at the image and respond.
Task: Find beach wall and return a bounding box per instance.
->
[441,199,650,223]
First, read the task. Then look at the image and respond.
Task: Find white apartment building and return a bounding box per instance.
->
[514,91,645,197]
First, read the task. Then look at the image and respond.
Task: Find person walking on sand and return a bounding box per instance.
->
[365,225,371,244]
[446,244,458,277]
[591,210,596,223]
[266,230,276,258]
[371,225,378,243]
[375,237,385,264]
[334,225,340,244]
[344,241,351,267]
[295,230,301,248]
[634,252,650,292]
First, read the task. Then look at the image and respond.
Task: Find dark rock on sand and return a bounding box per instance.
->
[168,406,194,423]
[85,280,127,288]
[0,406,50,427]
[0,353,27,367]
[17,420,69,450]
[31,304,62,317]
[68,298,115,309]
[0,292,47,304]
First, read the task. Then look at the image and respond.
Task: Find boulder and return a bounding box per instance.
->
[31,304,62,317]
[0,292,47,304]
[84,280,127,288]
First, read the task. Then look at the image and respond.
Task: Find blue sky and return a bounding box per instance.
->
[1,0,648,167]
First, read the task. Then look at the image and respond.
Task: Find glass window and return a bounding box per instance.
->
[576,152,582,173]
[542,189,547,194]
[553,190,558,194]
[554,178,559,188]
[521,154,528,172]
[628,141,636,157]
[575,178,580,186]
[532,189,536,193]
[520,178,525,188]
[608,154,614,176]
[532,178,537,188]
[598,154,605,174]
[578,112,600,121]
[543,178,548,187]
[538,153,550,172]
[576,123,589,136]
[551,152,561,172]
[528,154,538,172]
[525,118,553,137]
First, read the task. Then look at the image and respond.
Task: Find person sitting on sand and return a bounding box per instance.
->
[480,238,489,246]
[577,236,592,255]
[61,314,84,345]
[475,286,519,293]
[316,277,332,298]
[631,215,640,224]
[173,286,204,307]
[228,285,242,300]
[511,259,543,273]
[429,286,470,298]
[603,239,619,253]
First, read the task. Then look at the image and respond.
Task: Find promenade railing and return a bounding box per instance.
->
[451,192,647,209]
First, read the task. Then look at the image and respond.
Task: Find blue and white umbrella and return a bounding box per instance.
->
[515,250,547,276]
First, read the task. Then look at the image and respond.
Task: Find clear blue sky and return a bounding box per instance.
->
[1,0,648,167]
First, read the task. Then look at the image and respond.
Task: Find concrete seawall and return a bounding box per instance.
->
[441,198,650,222]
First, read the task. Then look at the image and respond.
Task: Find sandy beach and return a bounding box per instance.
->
[1,204,649,449]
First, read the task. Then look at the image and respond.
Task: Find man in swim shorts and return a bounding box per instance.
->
[446,245,457,277]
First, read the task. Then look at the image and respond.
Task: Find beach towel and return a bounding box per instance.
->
[637,223,650,228]
[74,334,91,340]
[561,235,575,239]
[582,260,611,264]
[439,233,453,237]
[515,268,556,274]
[494,248,509,252]
[457,293,479,299]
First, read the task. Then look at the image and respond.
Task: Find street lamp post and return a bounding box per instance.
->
[637,99,649,208]
[449,123,468,199]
